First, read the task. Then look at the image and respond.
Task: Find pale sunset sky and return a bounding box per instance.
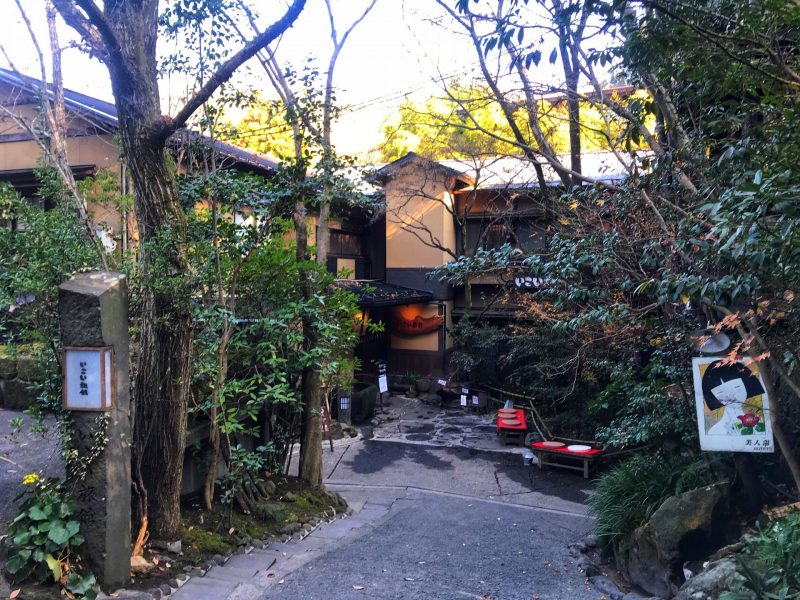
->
[2,0,564,159]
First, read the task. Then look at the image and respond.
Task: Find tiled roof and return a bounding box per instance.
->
[0,66,117,127]
[371,152,474,187]
[0,67,278,175]
[335,279,433,307]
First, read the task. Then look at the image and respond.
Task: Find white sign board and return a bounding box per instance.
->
[460,394,467,407]
[692,357,773,453]
[63,347,114,411]
[378,374,388,394]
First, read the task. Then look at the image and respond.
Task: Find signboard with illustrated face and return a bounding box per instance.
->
[63,347,114,411]
[692,356,774,453]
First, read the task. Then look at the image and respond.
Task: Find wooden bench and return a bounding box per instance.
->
[531,442,603,479]
[496,409,527,446]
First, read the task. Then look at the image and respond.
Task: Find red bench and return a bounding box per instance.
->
[496,409,527,446]
[531,442,603,479]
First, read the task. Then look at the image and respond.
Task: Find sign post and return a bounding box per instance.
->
[59,272,131,590]
[377,361,388,412]
[692,356,774,453]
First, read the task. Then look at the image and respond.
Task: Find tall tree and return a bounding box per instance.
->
[228,0,377,487]
[50,0,306,538]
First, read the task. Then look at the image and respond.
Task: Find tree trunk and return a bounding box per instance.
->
[104,10,192,538]
[293,198,324,487]
[298,361,323,487]
[753,358,800,493]
[565,72,582,187]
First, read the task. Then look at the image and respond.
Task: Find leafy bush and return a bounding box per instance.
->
[1,474,96,598]
[0,182,99,345]
[589,452,718,542]
[722,514,800,600]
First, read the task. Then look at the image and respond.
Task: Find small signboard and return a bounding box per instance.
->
[437,379,447,386]
[377,361,388,394]
[472,395,479,406]
[460,394,467,407]
[692,356,774,453]
[62,346,114,411]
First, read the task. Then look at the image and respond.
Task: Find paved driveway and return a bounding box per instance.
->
[266,439,596,600]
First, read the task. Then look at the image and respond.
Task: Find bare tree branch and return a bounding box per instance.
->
[50,0,108,62]
[166,0,306,139]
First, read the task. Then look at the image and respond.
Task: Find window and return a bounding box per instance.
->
[329,230,363,256]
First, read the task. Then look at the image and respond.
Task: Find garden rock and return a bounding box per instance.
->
[673,559,745,600]
[0,378,34,409]
[351,384,377,423]
[589,575,625,600]
[616,483,730,598]
[580,560,602,578]
[280,522,301,535]
[16,355,44,382]
[0,353,16,378]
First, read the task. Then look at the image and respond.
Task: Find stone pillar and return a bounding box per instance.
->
[59,272,131,590]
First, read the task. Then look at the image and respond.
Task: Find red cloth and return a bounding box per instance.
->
[532,441,603,456]
[496,409,527,430]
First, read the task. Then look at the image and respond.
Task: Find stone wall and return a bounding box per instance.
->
[0,344,46,410]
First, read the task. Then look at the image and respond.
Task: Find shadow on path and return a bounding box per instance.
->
[348,440,454,475]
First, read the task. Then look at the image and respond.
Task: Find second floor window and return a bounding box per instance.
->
[330,230,363,256]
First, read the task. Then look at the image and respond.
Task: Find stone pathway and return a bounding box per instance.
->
[169,489,407,600]
[367,394,531,455]
[167,481,593,600]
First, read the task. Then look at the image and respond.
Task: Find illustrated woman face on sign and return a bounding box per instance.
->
[709,377,747,407]
[701,361,766,435]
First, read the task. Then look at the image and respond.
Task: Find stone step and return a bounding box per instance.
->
[171,576,238,600]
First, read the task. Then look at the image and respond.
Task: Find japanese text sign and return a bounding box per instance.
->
[63,347,115,411]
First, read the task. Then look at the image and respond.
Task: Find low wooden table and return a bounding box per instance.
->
[496,409,527,446]
[531,442,603,479]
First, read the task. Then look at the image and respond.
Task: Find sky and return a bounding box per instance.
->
[1,0,566,159]
[0,0,588,161]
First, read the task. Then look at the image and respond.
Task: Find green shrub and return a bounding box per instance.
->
[1,474,96,598]
[589,452,718,542]
[722,514,800,600]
